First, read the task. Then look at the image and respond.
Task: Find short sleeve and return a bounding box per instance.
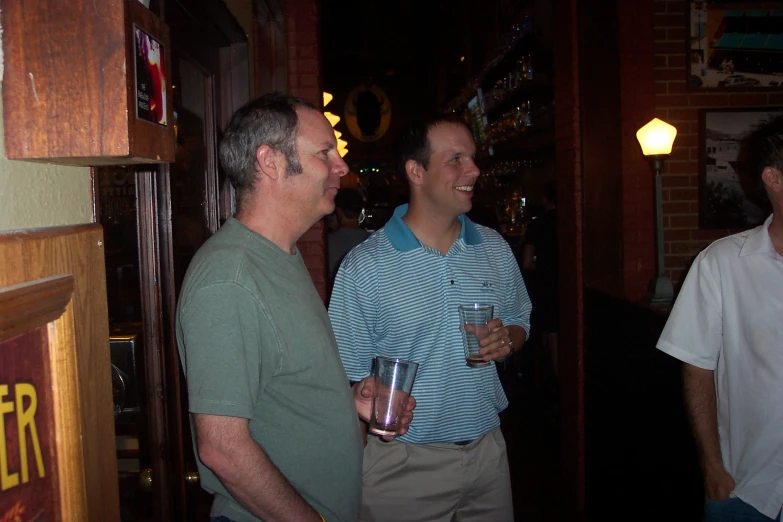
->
[178,283,265,418]
[656,251,723,370]
[328,254,377,382]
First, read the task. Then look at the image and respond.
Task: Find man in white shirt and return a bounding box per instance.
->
[657,116,783,521]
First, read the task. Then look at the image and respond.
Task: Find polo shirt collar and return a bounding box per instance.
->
[740,213,776,257]
[385,204,483,252]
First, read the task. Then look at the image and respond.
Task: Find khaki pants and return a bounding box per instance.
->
[360,427,514,522]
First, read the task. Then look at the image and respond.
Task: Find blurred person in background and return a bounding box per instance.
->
[328,188,370,279]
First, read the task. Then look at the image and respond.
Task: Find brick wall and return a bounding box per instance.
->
[654,0,783,286]
[284,0,329,301]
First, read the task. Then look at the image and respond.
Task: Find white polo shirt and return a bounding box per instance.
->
[657,213,783,519]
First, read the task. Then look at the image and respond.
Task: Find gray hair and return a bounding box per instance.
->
[219,92,318,210]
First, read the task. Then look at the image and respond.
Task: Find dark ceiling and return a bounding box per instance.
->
[322,0,443,81]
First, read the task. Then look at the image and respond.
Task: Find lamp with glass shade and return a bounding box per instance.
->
[636,118,678,306]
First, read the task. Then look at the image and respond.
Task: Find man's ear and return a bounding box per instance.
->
[256,144,284,181]
[762,166,783,194]
[405,159,425,187]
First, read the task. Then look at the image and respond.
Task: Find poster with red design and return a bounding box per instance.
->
[0,328,58,522]
[134,25,168,126]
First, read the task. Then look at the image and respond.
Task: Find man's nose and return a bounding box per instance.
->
[467,158,480,178]
[333,156,349,177]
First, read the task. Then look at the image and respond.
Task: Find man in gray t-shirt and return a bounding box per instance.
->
[176,93,415,522]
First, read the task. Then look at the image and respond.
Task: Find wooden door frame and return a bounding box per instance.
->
[253,0,287,97]
[90,2,250,520]
[135,167,179,521]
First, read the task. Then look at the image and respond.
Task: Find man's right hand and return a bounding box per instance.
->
[682,364,734,503]
[704,464,734,501]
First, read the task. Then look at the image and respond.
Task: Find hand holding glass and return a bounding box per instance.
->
[369,356,419,436]
[459,304,494,367]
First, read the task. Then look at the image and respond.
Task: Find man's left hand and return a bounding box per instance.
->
[478,319,516,362]
[352,377,416,441]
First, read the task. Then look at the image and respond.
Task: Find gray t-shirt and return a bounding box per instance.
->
[176,218,363,522]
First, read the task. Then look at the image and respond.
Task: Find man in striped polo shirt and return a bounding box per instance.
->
[329,113,532,522]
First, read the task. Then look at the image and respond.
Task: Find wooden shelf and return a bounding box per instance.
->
[2,0,175,165]
[484,80,553,120]
[495,127,554,152]
[479,35,537,92]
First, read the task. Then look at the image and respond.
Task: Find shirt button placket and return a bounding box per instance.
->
[445,259,458,314]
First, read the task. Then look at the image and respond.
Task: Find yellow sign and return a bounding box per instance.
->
[344,84,391,142]
[0,383,45,493]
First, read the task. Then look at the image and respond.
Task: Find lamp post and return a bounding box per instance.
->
[636,118,678,306]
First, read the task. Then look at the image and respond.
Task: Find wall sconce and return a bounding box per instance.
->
[636,118,677,306]
[324,109,348,157]
[324,112,341,127]
[323,91,334,107]
[337,138,349,158]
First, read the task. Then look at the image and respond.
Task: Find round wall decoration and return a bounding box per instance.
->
[344,83,392,142]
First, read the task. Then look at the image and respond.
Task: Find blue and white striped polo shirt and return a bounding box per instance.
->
[329,204,532,444]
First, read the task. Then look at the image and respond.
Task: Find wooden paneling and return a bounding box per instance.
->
[135,168,175,521]
[1,0,174,165]
[578,0,624,288]
[0,225,120,522]
[0,276,88,522]
[553,0,586,512]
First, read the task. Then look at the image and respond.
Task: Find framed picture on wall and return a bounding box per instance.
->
[698,107,780,229]
[688,2,783,90]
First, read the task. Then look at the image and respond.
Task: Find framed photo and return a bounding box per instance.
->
[698,107,780,229]
[688,2,783,90]
[133,25,167,126]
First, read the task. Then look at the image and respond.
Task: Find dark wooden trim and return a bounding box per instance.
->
[255,0,284,23]
[155,164,190,519]
[90,167,100,223]
[0,275,74,343]
[204,74,221,234]
[168,0,247,43]
[135,167,175,522]
[253,14,287,98]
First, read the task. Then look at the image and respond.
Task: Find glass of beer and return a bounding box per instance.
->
[368,356,418,436]
[459,304,494,367]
